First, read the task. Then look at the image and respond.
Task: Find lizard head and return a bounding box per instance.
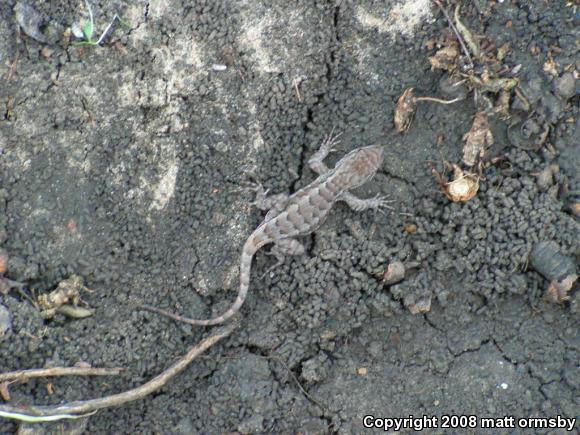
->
[335,145,384,188]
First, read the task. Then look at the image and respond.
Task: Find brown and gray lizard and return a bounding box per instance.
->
[138,132,389,325]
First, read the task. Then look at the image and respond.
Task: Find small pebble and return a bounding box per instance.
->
[536,166,553,191]
[14,2,47,43]
[0,304,12,339]
[553,72,576,99]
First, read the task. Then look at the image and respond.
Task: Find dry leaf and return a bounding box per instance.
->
[463,112,493,167]
[494,90,511,117]
[429,45,459,71]
[38,275,85,311]
[543,56,559,77]
[394,88,417,133]
[0,382,11,401]
[547,274,578,303]
[469,71,518,93]
[497,42,510,62]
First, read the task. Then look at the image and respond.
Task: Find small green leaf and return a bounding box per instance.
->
[82,21,93,40]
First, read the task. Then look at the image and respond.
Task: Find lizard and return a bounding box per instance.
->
[137,131,389,326]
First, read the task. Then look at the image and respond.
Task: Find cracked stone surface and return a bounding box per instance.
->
[1,0,578,433]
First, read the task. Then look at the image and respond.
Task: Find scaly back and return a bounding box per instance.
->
[332,145,384,190]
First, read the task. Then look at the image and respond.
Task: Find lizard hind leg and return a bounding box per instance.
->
[243,182,289,220]
[260,238,305,279]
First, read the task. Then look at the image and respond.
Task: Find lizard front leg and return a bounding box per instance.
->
[339,192,394,211]
[308,129,342,175]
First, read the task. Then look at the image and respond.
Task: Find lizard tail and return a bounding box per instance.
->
[137,237,263,326]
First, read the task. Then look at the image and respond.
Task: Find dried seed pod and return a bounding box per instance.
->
[394,88,460,134]
[445,173,479,202]
[394,88,417,134]
[462,112,493,167]
[432,164,479,202]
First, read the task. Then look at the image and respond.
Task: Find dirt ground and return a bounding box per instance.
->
[0,0,578,434]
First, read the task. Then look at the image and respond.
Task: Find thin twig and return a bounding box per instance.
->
[415,96,461,104]
[432,0,474,69]
[0,322,237,422]
[0,367,123,382]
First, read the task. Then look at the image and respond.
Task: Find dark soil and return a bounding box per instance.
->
[1,0,578,434]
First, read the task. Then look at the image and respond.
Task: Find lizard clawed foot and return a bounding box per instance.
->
[320,127,343,154]
[371,194,396,212]
[234,180,274,209]
[235,180,266,195]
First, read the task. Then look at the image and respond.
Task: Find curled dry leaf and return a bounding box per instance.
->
[462,111,493,167]
[494,90,511,117]
[543,55,559,77]
[467,70,518,93]
[38,275,84,310]
[496,42,511,62]
[0,381,11,401]
[432,163,480,202]
[394,88,417,133]
[429,45,459,71]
